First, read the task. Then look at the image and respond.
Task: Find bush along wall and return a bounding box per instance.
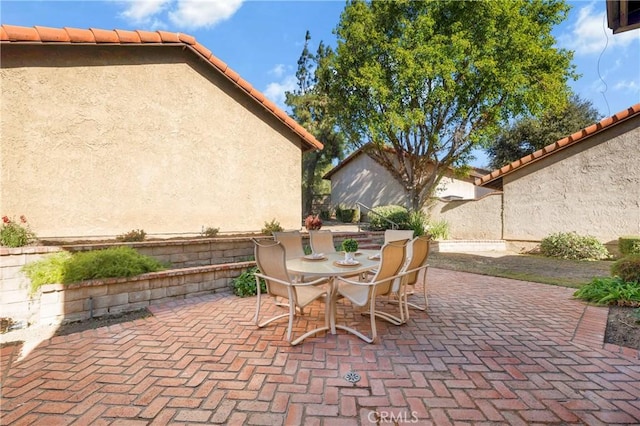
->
[619,236,640,256]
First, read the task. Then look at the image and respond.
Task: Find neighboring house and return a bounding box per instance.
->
[323,145,493,211]
[0,25,323,239]
[476,103,640,247]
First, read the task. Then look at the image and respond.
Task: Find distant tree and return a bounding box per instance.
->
[321,0,577,210]
[286,31,345,216]
[487,95,601,169]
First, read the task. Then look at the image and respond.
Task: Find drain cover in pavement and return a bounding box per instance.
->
[344,371,361,383]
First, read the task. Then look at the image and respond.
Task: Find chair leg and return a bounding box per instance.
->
[405,269,429,312]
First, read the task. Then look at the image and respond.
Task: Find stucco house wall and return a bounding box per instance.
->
[325,149,489,211]
[328,152,408,209]
[502,116,639,245]
[430,192,503,240]
[1,27,321,239]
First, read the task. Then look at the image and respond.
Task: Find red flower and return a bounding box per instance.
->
[2,216,9,224]
[20,215,27,223]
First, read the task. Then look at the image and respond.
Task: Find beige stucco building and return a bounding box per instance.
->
[476,103,640,248]
[1,25,323,239]
[323,146,493,212]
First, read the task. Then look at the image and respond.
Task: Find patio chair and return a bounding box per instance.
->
[273,230,308,285]
[384,229,415,244]
[252,239,330,345]
[273,231,305,259]
[395,236,431,321]
[334,239,409,343]
[309,230,337,254]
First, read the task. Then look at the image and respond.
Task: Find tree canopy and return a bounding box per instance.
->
[486,95,601,169]
[322,0,577,209]
[286,31,345,216]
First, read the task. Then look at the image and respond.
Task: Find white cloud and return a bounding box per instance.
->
[263,74,298,110]
[613,79,640,94]
[120,0,172,24]
[559,2,639,56]
[169,0,243,29]
[270,64,286,78]
[118,0,243,30]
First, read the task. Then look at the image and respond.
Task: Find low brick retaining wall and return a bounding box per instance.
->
[1,231,382,328]
[38,261,253,325]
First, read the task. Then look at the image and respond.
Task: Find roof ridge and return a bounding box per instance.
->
[1,24,323,152]
[476,103,640,186]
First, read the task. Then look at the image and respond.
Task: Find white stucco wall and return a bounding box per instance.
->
[329,152,486,210]
[502,116,640,244]
[1,45,304,238]
[329,153,408,209]
[430,192,503,240]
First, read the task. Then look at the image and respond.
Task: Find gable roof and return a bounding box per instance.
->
[477,103,640,188]
[323,144,489,181]
[0,24,323,152]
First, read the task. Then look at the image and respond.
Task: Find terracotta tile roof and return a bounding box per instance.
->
[0,24,323,152]
[476,103,640,187]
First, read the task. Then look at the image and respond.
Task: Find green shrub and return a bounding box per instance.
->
[22,251,72,294]
[335,205,360,223]
[232,266,266,297]
[540,232,609,261]
[1,215,37,247]
[574,276,640,306]
[368,205,410,230]
[427,219,450,240]
[611,254,640,283]
[261,219,284,235]
[319,210,331,221]
[116,229,146,242]
[22,247,168,295]
[407,210,428,237]
[619,236,640,256]
[202,227,220,237]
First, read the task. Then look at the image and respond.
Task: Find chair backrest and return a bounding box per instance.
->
[384,229,414,243]
[309,230,337,254]
[252,239,291,299]
[273,231,305,259]
[384,230,414,260]
[372,239,409,296]
[403,236,430,285]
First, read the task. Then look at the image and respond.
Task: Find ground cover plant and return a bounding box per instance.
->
[232,266,266,297]
[22,246,168,295]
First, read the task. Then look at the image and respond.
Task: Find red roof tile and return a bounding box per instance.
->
[0,24,323,152]
[476,103,640,186]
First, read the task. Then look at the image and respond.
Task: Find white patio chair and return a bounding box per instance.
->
[252,239,330,345]
[309,230,337,254]
[273,231,306,259]
[334,239,409,343]
[397,236,431,321]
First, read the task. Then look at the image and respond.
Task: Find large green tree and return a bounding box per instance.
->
[487,95,601,169]
[322,0,577,209]
[286,31,345,216]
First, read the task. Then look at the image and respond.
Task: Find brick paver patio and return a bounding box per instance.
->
[1,268,639,425]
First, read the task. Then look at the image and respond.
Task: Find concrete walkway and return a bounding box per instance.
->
[1,268,639,425]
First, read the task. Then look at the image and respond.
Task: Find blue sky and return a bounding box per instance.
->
[2,0,639,168]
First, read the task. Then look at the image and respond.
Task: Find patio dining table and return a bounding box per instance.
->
[286,249,380,339]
